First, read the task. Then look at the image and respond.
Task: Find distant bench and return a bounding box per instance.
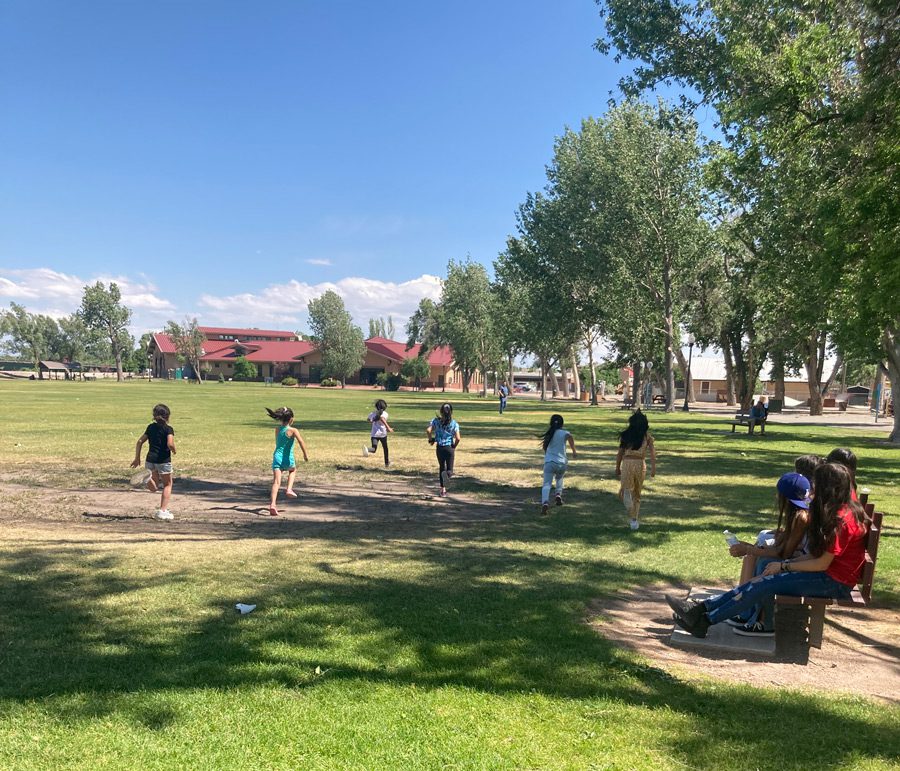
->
[728,412,768,434]
[775,493,884,650]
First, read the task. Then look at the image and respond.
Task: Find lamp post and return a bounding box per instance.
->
[147,352,152,382]
[644,361,653,407]
[682,334,695,412]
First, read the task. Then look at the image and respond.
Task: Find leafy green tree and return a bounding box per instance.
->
[400,355,430,390]
[308,291,367,387]
[0,303,59,376]
[233,356,256,381]
[165,318,206,383]
[597,0,900,431]
[78,282,132,382]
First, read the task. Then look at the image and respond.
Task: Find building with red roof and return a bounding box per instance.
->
[147,327,474,389]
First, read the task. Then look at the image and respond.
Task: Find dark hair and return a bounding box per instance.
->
[826,448,857,487]
[794,454,823,484]
[619,410,649,450]
[374,399,387,411]
[806,463,866,557]
[266,406,294,424]
[774,492,808,559]
[541,414,565,452]
[439,402,453,426]
[152,403,170,423]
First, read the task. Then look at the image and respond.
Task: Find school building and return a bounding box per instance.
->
[147,327,477,390]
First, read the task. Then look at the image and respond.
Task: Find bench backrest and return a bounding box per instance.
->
[860,504,882,605]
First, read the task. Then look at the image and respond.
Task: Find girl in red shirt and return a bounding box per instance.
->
[666,463,867,638]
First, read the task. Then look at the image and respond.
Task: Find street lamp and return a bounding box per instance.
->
[147,352,153,382]
[682,333,695,412]
[644,361,653,407]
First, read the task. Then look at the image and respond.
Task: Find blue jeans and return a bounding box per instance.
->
[703,571,852,630]
[499,396,507,413]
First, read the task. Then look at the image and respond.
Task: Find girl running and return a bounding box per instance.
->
[426,402,460,497]
[266,406,309,516]
[131,403,177,521]
[615,410,656,530]
[362,398,393,467]
[539,414,577,515]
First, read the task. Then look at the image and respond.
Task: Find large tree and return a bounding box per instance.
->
[0,303,59,376]
[597,0,900,432]
[78,281,132,382]
[307,291,367,387]
[165,318,206,383]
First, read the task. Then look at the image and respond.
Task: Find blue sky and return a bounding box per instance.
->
[1,0,645,335]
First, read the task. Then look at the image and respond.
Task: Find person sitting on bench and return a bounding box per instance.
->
[748,398,768,433]
[666,462,867,638]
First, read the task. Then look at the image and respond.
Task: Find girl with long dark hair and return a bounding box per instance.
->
[667,463,868,639]
[615,410,656,530]
[539,414,577,515]
[426,403,460,497]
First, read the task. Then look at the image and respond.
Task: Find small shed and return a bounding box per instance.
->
[845,384,870,407]
[38,360,70,380]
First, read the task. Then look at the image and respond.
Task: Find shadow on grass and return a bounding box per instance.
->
[0,538,898,767]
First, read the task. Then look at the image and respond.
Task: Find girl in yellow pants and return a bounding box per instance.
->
[616,410,656,531]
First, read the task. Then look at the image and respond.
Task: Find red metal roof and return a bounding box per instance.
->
[199,326,297,339]
[365,337,454,367]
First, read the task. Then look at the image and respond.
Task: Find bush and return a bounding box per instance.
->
[233,356,257,381]
[217,373,225,383]
[376,372,404,391]
[281,376,298,386]
[321,377,340,387]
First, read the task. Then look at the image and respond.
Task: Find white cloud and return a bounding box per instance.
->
[0,268,175,335]
[0,266,443,340]
[199,274,443,334]
[306,258,332,266]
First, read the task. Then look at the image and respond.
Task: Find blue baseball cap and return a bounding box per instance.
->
[777,472,811,509]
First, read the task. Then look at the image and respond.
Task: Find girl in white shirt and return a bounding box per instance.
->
[363,398,393,466]
[540,414,577,515]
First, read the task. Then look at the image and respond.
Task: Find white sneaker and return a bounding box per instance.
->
[629,518,639,530]
[155,509,174,521]
[362,445,370,458]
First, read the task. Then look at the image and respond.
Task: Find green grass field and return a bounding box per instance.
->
[0,380,897,769]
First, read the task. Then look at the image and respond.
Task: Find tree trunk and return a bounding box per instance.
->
[560,361,569,399]
[771,348,786,402]
[663,310,675,412]
[586,340,598,406]
[674,347,695,403]
[571,348,581,397]
[114,348,124,383]
[631,362,641,407]
[803,331,826,416]
[548,365,560,398]
[507,353,514,389]
[721,336,737,406]
[881,324,900,442]
[539,358,547,401]
[821,354,843,396]
[727,331,756,411]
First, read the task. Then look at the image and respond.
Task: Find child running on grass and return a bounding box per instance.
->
[362,398,393,467]
[539,414,577,515]
[266,407,308,516]
[615,410,656,531]
[131,403,177,521]
[426,402,460,498]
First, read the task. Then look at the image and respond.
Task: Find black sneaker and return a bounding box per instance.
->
[555,495,563,506]
[724,616,750,628]
[665,594,710,638]
[733,621,774,638]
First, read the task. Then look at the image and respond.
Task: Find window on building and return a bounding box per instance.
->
[701,381,711,394]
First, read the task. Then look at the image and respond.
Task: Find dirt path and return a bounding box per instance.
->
[587,584,900,704]
[0,470,525,539]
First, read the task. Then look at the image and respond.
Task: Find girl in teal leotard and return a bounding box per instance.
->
[266,407,309,515]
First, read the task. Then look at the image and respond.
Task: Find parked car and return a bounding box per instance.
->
[514,383,534,392]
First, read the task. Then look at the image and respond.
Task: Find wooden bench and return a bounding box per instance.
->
[775,496,883,650]
[728,413,768,434]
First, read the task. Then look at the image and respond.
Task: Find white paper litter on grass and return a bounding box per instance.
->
[235,603,257,614]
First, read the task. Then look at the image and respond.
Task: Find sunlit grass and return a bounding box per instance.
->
[0,379,897,769]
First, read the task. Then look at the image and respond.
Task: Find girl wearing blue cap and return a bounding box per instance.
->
[667,463,867,640]
[725,472,813,635]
